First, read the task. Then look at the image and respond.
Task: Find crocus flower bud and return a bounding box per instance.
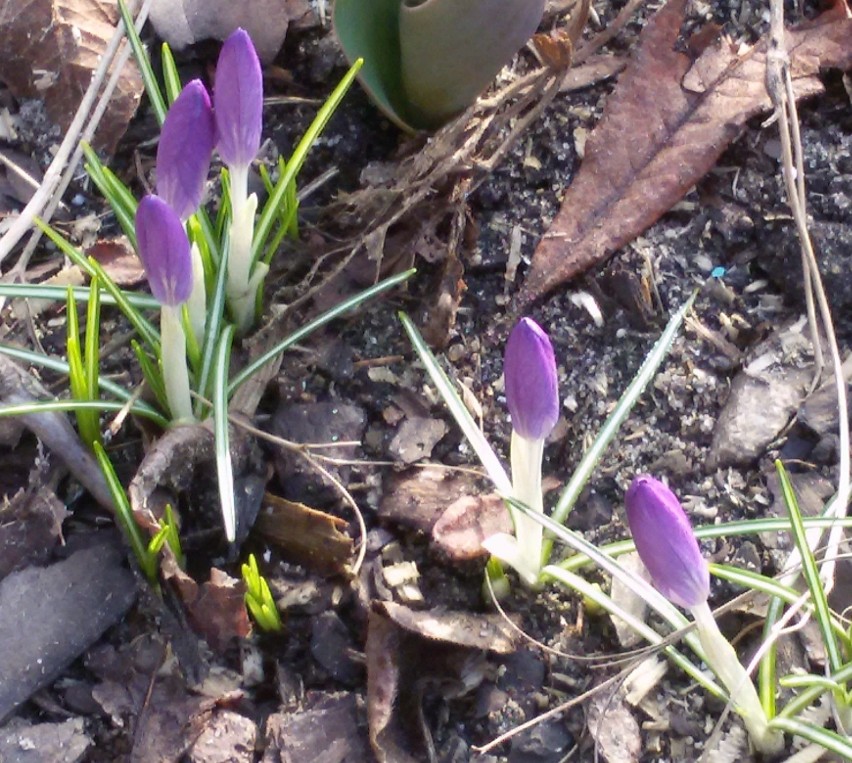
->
[135,195,193,306]
[156,80,215,220]
[625,475,710,609]
[504,318,559,441]
[214,29,263,169]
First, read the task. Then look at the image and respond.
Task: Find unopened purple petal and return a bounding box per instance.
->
[504,317,559,440]
[135,195,193,306]
[157,80,214,220]
[214,29,262,168]
[625,475,710,609]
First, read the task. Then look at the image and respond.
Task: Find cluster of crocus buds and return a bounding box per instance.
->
[625,476,784,755]
[133,28,264,421]
[483,317,559,586]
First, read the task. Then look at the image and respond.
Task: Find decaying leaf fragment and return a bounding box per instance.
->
[255,493,354,575]
[366,603,517,763]
[0,0,143,152]
[516,0,852,306]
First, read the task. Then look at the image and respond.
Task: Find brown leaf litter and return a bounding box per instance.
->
[0,0,143,152]
[516,0,852,307]
[366,603,518,763]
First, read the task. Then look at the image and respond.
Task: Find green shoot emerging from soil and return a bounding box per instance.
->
[242,553,282,633]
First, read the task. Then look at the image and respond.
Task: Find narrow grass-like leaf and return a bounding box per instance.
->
[710,563,850,646]
[84,276,102,401]
[778,663,852,721]
[511,497,708,664]
[0,283,158,309]
[758,596,784,720]
[195,238,230,418]
[400,311,511,493]
[0,399,167,424]
[187,216,215,294]
[148,504,184,567]
[556,516,852,574]
[216,168,231,242]
[34,219,160,350]
[66,288,100,446]
[93,441,158,582]
[35,218,97,278]
[230,268,415,394]
[258,161,299,266]
[161,43,181,104]
[252,60,363,264]
[768,716,852,757]
[776,459,843,673]
[544,564,725,699]
[81,142,138,244]
[214,324,237,542]
[548,291,697,544]
[195,207,221,270]
[182,303,201,371]
[117,0,166,124]
[132,340,169,415]
[86,256,160,351]
[0,343,168,426]
[780,675,846,692]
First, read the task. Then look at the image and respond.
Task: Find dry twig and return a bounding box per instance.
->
[765,0,852,595]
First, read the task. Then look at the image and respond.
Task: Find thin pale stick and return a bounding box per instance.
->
[0,0,145,267]
[9,0,154,277]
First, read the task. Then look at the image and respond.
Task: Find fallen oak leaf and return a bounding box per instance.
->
[0,0,143,153]
[515,0,852,308]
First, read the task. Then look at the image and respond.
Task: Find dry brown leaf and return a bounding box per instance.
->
[375,601,518,653]
[366,604,505,763]
[87,237,146,287]
[377,466,486,534]
[516,0,852,307]
[0,0,143,153]
[255,492,353,575]
[431,493,512,561]
[168,564,251,654]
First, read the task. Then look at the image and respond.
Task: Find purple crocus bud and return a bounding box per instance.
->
[625,475,710,609]
[214,29,262,168]
[504,317,559,441]
[156,80,215,220]
[135,195,193,307]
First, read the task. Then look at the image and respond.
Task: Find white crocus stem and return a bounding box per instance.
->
[510,429,545,582]
[225,163,260,332]
[160,304,194,422]
[690,600,784,755]
[187,242,207,345]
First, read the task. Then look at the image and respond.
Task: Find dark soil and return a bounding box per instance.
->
[0,2,850,762]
